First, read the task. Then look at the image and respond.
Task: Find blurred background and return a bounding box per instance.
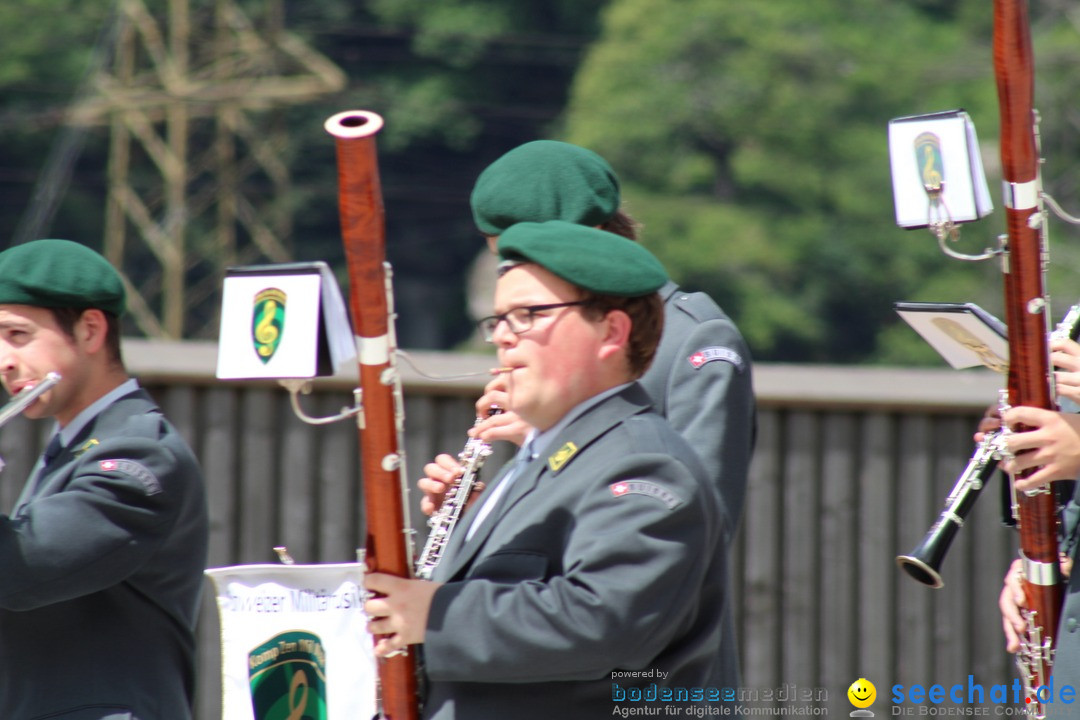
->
[3,0,1080,364]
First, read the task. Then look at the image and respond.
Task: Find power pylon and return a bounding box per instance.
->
[70,0,344,338]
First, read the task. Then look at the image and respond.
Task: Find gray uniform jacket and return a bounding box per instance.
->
[639,282,755,534]
[0,389,209,720]
[424,383,736,720]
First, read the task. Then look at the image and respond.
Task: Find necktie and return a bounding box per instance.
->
[41,434,62,465]
[464,438,535,542]
[12,435,63,513]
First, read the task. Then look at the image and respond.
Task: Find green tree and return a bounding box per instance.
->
[561,0,1080,364]
[0,0,612,347]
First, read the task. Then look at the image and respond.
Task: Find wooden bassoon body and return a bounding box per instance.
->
[325,109,420,720]
[993,1,1063,711]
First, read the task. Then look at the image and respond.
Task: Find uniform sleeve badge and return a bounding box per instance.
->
[98,459,163,495]
[610,480,683,509]
[688,346,745,372]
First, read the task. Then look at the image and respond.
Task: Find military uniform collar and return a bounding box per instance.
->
[529,381,631,462]
[57,378,141,448]
[658,280,680,302]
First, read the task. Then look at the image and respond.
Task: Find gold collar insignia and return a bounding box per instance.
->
[73,438,100,456]
[547,442,578,473]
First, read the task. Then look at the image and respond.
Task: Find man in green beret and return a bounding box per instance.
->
[470,140,629,239]
[366,221,736,719]
[0,239,208,720]
[425,139,756,543]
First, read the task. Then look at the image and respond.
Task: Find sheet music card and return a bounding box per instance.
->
[216,262,355,380]
[888,110,993,229]
[894,301,1008,372]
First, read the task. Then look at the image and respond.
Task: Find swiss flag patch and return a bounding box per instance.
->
[608,480,682,509]
[687,346,745,372]
[97,458,162,495]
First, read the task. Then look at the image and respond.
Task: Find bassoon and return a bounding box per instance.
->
[324,110,420,720]
[993,0,1064,710]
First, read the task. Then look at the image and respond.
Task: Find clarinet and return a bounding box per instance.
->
[415,406,502,580]
[897,431,1004,588]
[897,301,1080,588]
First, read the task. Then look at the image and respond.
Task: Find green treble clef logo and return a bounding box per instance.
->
[252,288,287,364]
[914,131,944,194]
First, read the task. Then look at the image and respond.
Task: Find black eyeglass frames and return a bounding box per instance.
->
[476,301,589,342]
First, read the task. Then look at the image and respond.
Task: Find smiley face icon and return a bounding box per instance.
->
[848,678,876,709]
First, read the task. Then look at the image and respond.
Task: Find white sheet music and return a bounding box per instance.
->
[889,110,993,229]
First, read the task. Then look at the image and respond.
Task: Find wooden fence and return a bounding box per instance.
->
[0,339,1021,716]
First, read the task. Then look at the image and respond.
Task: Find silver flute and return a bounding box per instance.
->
[0,372,60,428]
[415,406,502,580]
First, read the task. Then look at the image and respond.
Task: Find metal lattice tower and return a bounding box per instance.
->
[69,0,344,338]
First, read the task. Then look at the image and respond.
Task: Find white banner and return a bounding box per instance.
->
[205,563,376,720]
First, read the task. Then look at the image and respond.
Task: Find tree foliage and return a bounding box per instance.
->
[3,0,1080,362]
[562,0,1020,363]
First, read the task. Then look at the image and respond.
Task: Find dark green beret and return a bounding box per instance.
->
[471,140,621,235]
[497,221,667,296]
[0,239,126,316]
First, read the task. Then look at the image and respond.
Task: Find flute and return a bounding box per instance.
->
[0,372,60,428]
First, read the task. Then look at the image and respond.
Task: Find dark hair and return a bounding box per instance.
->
[579,290,664,379]
[49,307,125,368]
[599,208,640,240]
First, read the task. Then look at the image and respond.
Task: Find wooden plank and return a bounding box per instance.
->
[278,393,318,563]
[200,386,240,566]
[238,388,278,563]
[819,411,858,713]
[317,393,361,563]
[858,412,898,711]
[741,409,782,693]
[930,415,972,680]
[193,386,236,720]
[781,411,820,692]
[895,414,935,684]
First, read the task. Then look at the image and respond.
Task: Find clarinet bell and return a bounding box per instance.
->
[896,518,961,589]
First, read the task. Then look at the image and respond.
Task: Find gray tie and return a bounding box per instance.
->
[462,438,535,542]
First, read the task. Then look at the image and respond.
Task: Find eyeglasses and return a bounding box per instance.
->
[477,301,589,342]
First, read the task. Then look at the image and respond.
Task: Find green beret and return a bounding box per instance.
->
[0,239,125,316]
[497,221,667,296]
[471,140,621,235]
